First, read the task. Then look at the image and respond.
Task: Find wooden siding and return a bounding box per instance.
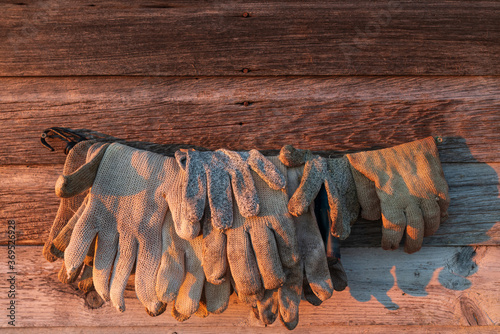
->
[0,0,499,332]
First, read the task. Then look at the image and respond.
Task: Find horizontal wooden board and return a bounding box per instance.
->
[0,246,498,329]
[4,326,500,334]
[4,325,498,334]
[1,163,499,247]
[0,0,499,76]
[1,76,500,165]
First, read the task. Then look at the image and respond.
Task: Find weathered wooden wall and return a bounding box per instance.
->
[0,0,499,332]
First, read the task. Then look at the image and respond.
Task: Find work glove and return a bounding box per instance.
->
[175,148,286,240]
[312,185,349,299]
[280,146,360,240]
[57,142,232,319]
[176,150,298,302]
[44,131,199,290]
[43,140,108,293]
[43,140,96,263]
[346,137,450,253]
[156,179,231,321]
[58,142,178,316]
[252,152,355,330]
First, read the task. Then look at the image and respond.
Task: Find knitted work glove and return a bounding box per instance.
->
[156,166,230,321]
[45,132,199,292]
[346,137,450,253]
[279,146,360,240]
[311,185,349,301]
[58,143,182,315]
[174,149,286,240]
[220,156,299,330]
[44,140,108,293]
[287,168,334,306]
[43,140,98,262]
[178,151,298,302]
[51,139,231,318]
[156,175,231,321]
[252,157,353,330]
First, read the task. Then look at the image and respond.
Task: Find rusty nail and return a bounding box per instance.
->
[242,12,250,17]
[242,68,250,73]
[243,101,249,106]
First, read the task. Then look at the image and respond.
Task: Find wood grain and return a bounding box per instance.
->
[1,162,499,246]
[0,246,498,329]
[4,326,500,334]
[1,76,499,165]
[0,0,499,76]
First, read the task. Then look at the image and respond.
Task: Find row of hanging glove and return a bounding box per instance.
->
[42,129,449,330]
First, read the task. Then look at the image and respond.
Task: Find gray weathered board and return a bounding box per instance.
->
[0,0,499,332]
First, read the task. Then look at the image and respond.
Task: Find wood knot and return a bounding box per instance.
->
[84,290,105,309]
[459,295,490,326]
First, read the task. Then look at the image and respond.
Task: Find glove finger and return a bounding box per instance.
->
[55,143,109,198]
[424,137,451,219]
[93,224,119,302]
[279,145,309,167]
[403,203,425,254]
[379,197,406,251]
[278,265,302,330]
[227,229,263,300]
[194,289,209,318]
[157,213,185,304]
[421,199,441,237]
[58,262,82,284]
[51,194,90,258]
[249,222,286,290]
[324,176,345,238]
[288,158,325,217]
[329,257,348,291]
[269,215,300,269]
[176,149,205,239]
[64,202,98,277]
[303,250,333,302]
[303,279,322,306]
[109,235,137,313]
[248,149,286,190]
[205,279,231,314]
[202,222,228,285]
[254,289,279,325]
[173,245,205,319]
[349,166,381,220]
[218,150,260,218]
[78,264,94,293]
[136,235,165,316]
[206,161,233,230]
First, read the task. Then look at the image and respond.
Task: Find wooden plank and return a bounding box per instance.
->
[1,162,499,246]
[1,76,499,165]
[0,0,499,76]
[3,326,500,334]
[0,246,498,329]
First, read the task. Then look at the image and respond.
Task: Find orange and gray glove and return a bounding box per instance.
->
[280,145,360,240]
[252,151,356,330]
[175,149,286,240]
[346,137,450,253]
[176,149,296,303]
[156,173,231,321]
